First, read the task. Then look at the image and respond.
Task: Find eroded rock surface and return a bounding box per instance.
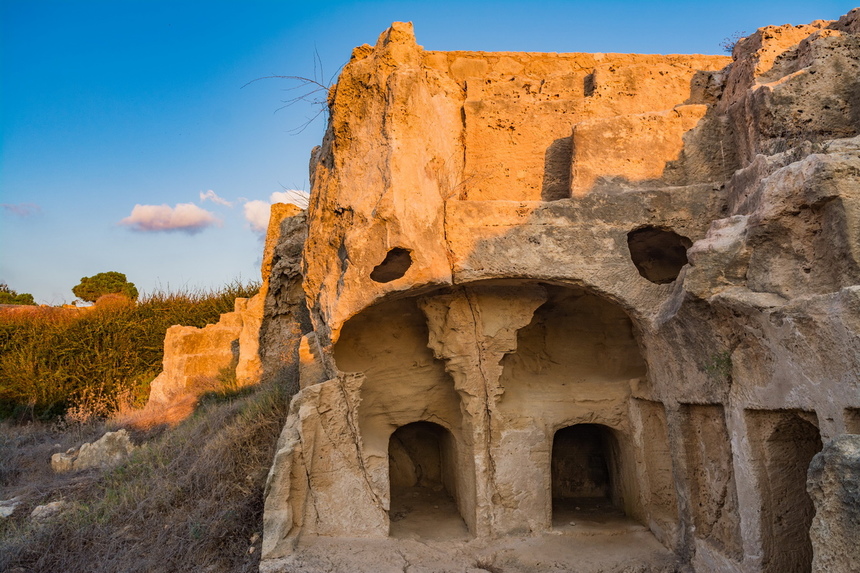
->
[259,10,860,573]
[807,435,860,573]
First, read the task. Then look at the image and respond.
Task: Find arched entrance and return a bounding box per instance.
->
[551,424,625,527]
[388,421,468,540]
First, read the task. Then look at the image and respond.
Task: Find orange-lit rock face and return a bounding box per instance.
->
[262,11,860,573]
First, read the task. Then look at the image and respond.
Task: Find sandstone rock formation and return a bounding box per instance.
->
[807,434,860,573]
[253,10,857,573]
[51,429,136,473]
[258,11,860,572]
[143,203,307,418]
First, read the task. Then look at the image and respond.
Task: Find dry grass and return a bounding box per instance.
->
[0,281,259,421]
[0,378,291,573]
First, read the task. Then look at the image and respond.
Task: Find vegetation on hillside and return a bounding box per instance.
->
[0,281,259,421]
[0,283,35,306]
[0,378,290,573]
[0,279,279,571]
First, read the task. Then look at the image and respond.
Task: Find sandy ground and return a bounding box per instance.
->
[262,489,680,573]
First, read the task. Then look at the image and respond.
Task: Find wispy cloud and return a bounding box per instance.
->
[2,203,41,217]
[243,190,309,234]
[199,189,233,207]
[119,203,221,234]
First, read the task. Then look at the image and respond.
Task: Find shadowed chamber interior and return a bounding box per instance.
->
[497,284,652,530]
[332,296,462,450]
[499,285,647,405]
[388,421,468,539]
[333,296,469,539]
[845,408,860,433]
[552,424,625,524]
[627,226,693,284]
[747,410,823,573]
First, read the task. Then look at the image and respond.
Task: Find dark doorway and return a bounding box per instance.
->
[388,421,468,539]
[552,424,625,527]
[759,414,823,573]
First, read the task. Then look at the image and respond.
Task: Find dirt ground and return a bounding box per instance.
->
[264,490,680,573]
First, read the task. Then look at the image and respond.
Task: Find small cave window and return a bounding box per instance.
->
[370,247,412,283]
[627,226,693,284]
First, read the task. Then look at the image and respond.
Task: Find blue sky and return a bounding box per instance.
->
[1,0,855,304]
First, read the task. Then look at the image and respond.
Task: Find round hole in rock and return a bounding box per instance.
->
[370,248,412,283]
[627,226,693,284]
[552,424,625,527]
[389,421,468,540]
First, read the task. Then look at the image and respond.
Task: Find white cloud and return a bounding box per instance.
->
[243,190,310,234]
[199,189,233,207]
[119,203,221,234]
[243,200,271,233]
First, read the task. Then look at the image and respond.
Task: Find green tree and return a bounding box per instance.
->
[72,272,139,303]
[0,283,36,305]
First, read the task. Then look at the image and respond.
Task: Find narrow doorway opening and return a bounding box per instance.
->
[552,424,625,527]
[760,415,822,573]
[388,421,468,539]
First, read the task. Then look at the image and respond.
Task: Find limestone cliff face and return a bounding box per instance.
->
[261,11,860,573]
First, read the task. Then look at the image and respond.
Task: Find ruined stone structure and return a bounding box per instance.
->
[145,204,304,411]
[157,9,860,573]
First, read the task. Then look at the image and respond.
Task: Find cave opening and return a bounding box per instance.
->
[551,424,625,527]
[370,247,412,283]
[388,421,468,540]
[627,226,692,284]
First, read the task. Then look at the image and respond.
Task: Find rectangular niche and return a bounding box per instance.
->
[633,399,679,544]
[680,404,742,560]
[845,408,860,434]
[745,409,822,573]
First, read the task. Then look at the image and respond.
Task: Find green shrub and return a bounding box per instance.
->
[0,280,259,420]
[72,271,139,303]
[0,283,35,306]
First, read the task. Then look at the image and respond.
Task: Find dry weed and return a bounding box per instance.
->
[0,379,291,573]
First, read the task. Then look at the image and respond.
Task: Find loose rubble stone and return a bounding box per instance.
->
[51,429,136,473]
[30,500,69,521]
[0,497,23,518]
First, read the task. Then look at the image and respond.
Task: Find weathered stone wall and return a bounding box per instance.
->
[261,9,860,573]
